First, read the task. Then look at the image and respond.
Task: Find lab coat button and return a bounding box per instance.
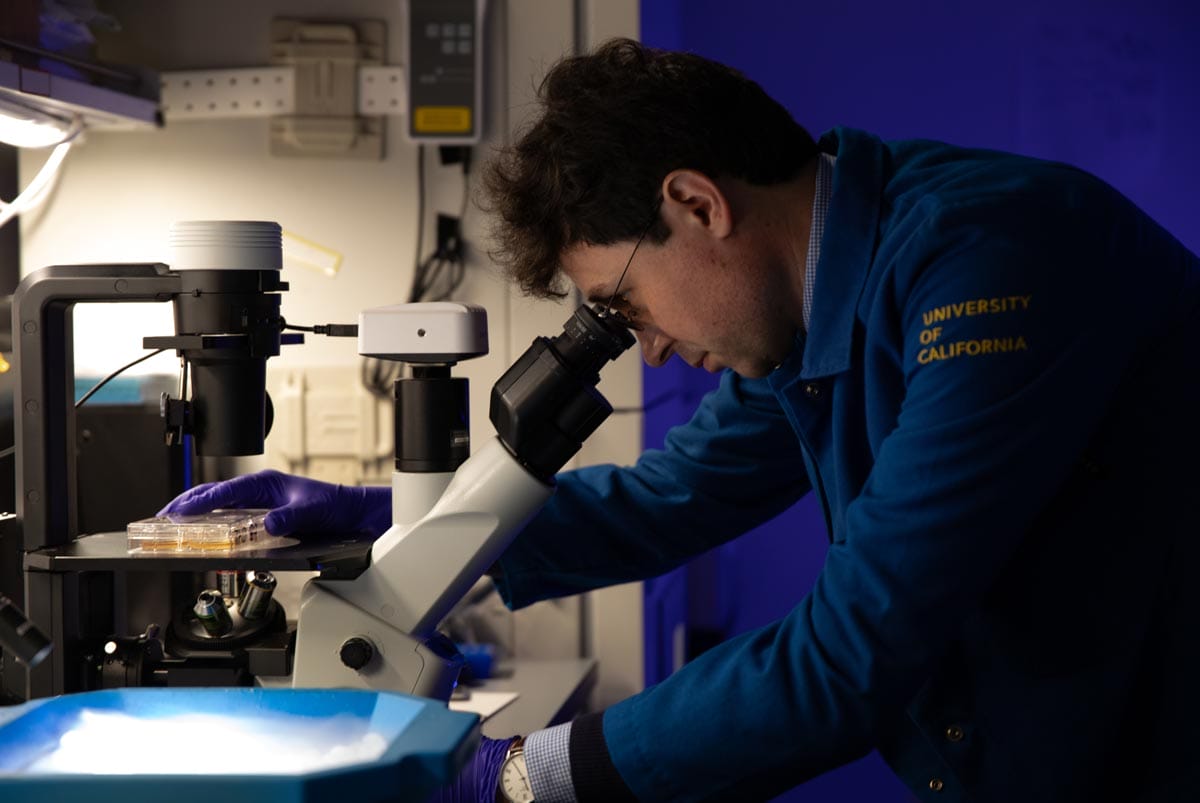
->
[929,778,945,793]
[945,725,964,742]
[803,382,824,399]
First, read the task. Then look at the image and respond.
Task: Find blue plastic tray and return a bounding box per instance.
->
[0,687,479,802]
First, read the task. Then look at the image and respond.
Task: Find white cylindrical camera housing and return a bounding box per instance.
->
[169,220,282,271]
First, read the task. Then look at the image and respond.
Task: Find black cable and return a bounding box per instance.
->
[433,262,460,301]
[409,254,437,302]
[441,150,472,299]
[407,144,428,304]
[457,148,472,218]
[361,354,400,400]
[611,390,683,415]
[422,257,453,301]
[281,320,358,337]
[75,348,168,409]
[406,146,472,304]
[364,146,471,399]
[417,143,428,271]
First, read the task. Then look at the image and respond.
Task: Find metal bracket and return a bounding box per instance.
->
[160,67,295,120]
[358,66,407,116]
[161,66,405,122]
[269,19,385,159]
[159,21,403,160]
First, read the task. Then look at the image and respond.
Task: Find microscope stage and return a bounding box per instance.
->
[26,530,375,577]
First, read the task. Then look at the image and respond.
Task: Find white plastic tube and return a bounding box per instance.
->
[0,119,82,230]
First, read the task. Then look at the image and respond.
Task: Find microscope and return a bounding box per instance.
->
[8,221,300,700]
[6,220,634,703]
[292,297,633,697]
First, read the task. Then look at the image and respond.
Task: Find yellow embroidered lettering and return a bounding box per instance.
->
[920,294,1032,329]
[916,336,1029,365]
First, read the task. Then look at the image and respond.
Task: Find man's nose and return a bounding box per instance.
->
[637,329,673,367]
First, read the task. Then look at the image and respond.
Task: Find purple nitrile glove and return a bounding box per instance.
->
[427,735,516,803]
[158,470,392,538]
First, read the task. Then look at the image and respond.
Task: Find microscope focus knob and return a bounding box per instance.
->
[339,637,375,671]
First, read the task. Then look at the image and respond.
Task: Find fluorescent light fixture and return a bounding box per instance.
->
[0,52,158,227]
[0,96,74,148]
[0,58,158,147]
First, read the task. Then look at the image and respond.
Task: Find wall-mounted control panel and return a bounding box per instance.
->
[406,0,486,144]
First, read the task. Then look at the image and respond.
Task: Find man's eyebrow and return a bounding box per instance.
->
[584,285,611,305]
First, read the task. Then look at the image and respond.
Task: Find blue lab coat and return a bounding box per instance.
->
[494,128,1200,802]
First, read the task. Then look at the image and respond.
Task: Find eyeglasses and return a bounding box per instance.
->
[598,200,662,331]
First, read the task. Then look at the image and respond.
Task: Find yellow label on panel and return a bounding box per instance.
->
[414,106,472,134]
[0,354,9,373]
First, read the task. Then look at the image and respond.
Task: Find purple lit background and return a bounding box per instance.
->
[637,1,1200,800]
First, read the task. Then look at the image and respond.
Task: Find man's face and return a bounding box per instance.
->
[560,230,797,379]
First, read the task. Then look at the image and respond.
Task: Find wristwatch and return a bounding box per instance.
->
[496,735,535,802]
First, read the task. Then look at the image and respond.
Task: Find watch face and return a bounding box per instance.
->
[500,753,535,803]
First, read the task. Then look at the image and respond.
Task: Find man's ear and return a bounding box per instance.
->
[660,169,733,239]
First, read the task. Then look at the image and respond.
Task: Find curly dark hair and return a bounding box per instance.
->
[481,38,818,298]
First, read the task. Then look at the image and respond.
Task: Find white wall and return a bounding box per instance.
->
[17,0,645,708]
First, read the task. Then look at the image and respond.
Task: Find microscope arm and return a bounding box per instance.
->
[290,304,634,695]
[318,437,551,638]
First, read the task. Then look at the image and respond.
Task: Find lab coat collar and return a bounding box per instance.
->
[792,126,885,381]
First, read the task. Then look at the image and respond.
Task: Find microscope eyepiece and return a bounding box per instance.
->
[490,304,637,481]
[551,305,638,377]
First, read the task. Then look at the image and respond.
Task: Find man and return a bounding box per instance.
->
[166,39,1200,802]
